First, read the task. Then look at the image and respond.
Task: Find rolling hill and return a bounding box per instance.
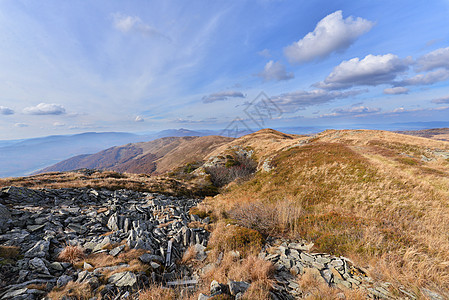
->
[38,135,234,175]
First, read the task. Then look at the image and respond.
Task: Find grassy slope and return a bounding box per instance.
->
[205,129,449,296]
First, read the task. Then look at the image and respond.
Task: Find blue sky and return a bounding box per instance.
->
[1,0,449,139]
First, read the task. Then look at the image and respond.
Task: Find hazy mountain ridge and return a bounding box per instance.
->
[38,135,234,175]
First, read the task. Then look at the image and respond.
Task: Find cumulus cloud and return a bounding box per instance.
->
[0,106,14,115]
[284,10,374,64]
[432,96,449,104]
[315,54,411,90]
[14,123,28,127]
[135,116,144,122]
[270,89,365,112]
[383,87,409,95]
[321,106,381,117]
[202,91,245,103]
[416,47,449,71]
[23,103,66,115]
[53,122,65,127]
[257,60,294,81]
[112,13,170,40]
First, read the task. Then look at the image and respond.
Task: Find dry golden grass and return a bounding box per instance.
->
[26,283,48,291]
[58,245,85,264]
[0,170,215,197]
[47,282,94,300]
[202,130,449,297]
[207,222,264,258]
[139,285,177,300]
[199,253,274,299]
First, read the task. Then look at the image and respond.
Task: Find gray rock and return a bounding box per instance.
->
[107,213,119,231]
[29,257,50,275]
[0,203,11,233]
[228,280,250,296]
[198,294,211,300]
[49,262,64,271]
[109,245,125,257]
[139,253,164,264]
[57,275,73,287]
[1,287,28,299]
[24,240,50,258]
[108,271,137,287]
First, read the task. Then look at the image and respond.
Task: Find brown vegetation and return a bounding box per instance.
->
[0,245,20,259]
[58,245,85,264]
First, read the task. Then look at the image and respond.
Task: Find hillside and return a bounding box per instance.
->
[396,127,449,141]
[199,129,449,297]
[38,135,234,175]
[2,128,449,299]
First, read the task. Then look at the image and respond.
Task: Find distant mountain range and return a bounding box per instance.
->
[0,129,210,178]
[38,135,233,175]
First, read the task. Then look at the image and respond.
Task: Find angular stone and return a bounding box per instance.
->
[107,213,119,231]
[109,245,125,257]
[29,257,50,275]
[27,224,46,232]
[108,271,137,287]
[228,280,250,296]
[57,275,73,287]
[1,288,28,299]
[139,253,164,264]
[25,240,50,258]
[49,262,64,271]
[300,252,315,263]
[198,294,211,300]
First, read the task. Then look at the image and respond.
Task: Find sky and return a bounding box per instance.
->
[1,0,449,139]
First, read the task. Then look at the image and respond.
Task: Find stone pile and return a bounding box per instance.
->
[259,238,436,300]
[0,186,208,299]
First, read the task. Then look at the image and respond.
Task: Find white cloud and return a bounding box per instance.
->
[321,106,381,117]
[271,89,365,112]
[432,96,449,104]
[416,47,449,71]
[53,122,65,127]
[257,60,294,81]
[112,13,170,40]
[14,123,28,127]
[23,103,66,115]
[135,116,144,122]
[383,87,409,95]
[315,54,411,90]
[202,91,245,103]
[399,69,449,86]
[0,106,14,115]
[284,10,374,64]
